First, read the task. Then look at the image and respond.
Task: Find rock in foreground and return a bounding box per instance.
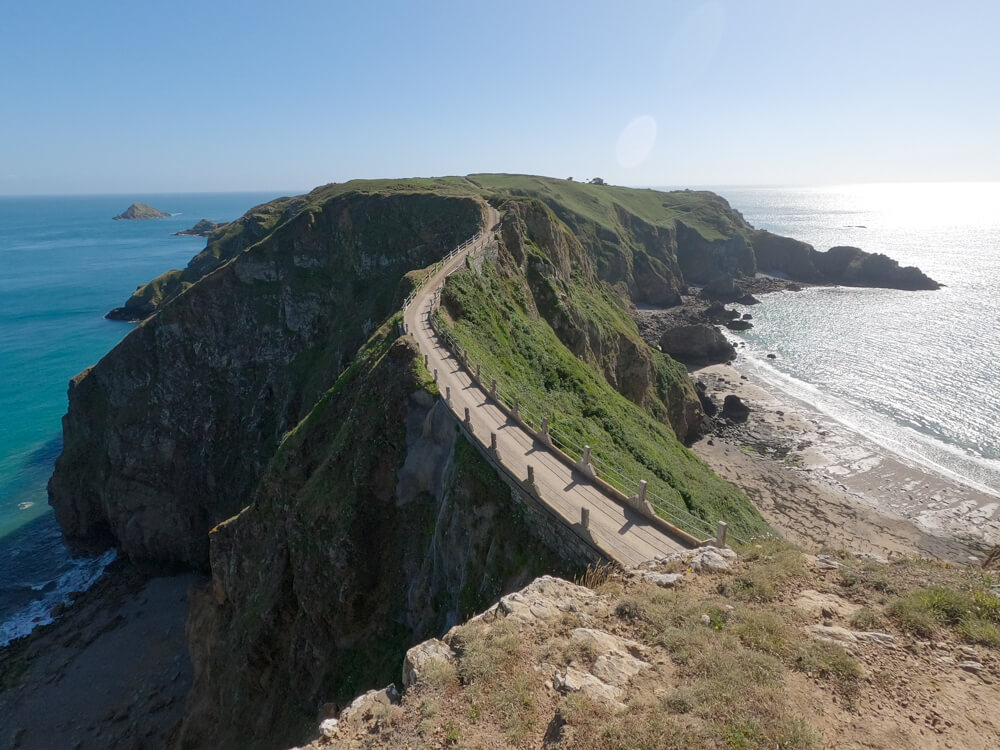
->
[112,202,171,220]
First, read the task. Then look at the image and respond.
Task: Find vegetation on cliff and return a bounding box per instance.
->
[176,316,580,750]
[50,175,945,749]
[438,198,769,542]
[295,546,1000,750]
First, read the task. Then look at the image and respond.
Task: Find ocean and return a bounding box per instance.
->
[0,192,286,644]
[2,183,997,645]
[715,183,1000,500]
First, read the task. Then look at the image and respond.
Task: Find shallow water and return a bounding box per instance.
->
[0,192,284,644]
[712,183,1000,499]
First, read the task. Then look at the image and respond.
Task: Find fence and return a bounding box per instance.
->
[428,310,740,548]
[406,224,741,549]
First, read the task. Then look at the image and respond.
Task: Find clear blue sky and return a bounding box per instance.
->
[2,0,997,194]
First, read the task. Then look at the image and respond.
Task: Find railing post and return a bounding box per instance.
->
[446,386,451,404]
[424,354,428,367]
[512,396,520,421]
[581,507,590,530]
[490,432,497,454]
[527,465,536,491]
[475,363,481,382]
[540,417,552,447]
[490,378,497,398]
[583,445,591,465]
[716,521,728,547]
[433,368,438,382]
[638,480,648,505]
[464,407,472,433]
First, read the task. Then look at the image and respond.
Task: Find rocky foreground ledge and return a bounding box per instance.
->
[291,544,1000,750]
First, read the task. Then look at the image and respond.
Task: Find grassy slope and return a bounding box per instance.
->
[468,173,749,242]
[440,255,769,543]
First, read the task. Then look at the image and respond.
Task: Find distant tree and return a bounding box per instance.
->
[566,176,573,181]
[588,177,606,185]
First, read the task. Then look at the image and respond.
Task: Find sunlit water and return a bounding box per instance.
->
[0,192,284,644]
[711,183,1000,498]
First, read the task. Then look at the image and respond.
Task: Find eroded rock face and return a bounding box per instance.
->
[50,192,484,569]
[659,324,736,365]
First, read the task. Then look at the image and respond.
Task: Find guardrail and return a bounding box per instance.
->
[428,310,740,548]
[404,222,741,549]
[402,232,482,314]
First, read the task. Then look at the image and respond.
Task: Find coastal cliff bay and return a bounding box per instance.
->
[42,176,948,749]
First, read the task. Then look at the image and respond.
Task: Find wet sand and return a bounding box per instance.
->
[692,363,999,562]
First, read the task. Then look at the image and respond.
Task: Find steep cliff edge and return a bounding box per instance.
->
[51,190,484,568]
[175,324,580,750]
[48,176,941,749]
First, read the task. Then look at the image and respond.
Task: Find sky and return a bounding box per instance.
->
[1,0,998,194]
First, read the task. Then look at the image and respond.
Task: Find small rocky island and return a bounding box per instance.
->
[112,202,171,221]
[173,219,228,237]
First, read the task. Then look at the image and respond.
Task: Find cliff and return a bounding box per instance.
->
[54,188,484,568]
[751,229,940,290]
[48,175,942,748]
[113,202,171,220]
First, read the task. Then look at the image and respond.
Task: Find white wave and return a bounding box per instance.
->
[0,548,117,647]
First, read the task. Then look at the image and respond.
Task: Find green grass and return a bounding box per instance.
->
[438,256,770,542]
[887,584,1000,644]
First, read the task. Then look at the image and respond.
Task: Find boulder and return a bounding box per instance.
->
[402,638,455,688]
[701,275,741,301]
[659,324,736,365]
[704,301,739,323]
[725,319,753,331]
[737,293,760,305]
[694,381,717,416]
[722,395,750,422]
[741,313,753,320]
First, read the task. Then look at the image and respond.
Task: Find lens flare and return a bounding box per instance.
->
[616,116,657,168]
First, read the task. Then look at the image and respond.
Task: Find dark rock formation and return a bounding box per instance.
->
[659,324,736,365]
[701,274,742,301]
[726,319,753,331]
[112,203,170,220]
[173,219,228,237]
[52,191,485,569]
[722,394,750,422]
[750,230,939,290]
[705,301,739,323]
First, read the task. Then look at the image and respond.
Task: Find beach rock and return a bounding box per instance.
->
[725,319,753,331]
[722,395,750,422]
[704,301,739,323]
[701,274,741,301]
[767,353,777,359]
[112,203,170,221]
[694,381,718,416]
[737,293,760,305]
[659,324,736,365]
[742,313,753,320]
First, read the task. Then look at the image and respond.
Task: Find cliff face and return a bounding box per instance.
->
[175,329,577,750]
[49,175,942,749]
[751,229,940,290]
[51,191,483,568]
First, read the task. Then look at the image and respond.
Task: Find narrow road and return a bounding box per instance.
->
[403,206,689,565]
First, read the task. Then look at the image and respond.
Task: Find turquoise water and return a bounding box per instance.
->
[0,192,284,643]
[715,183,1000,498]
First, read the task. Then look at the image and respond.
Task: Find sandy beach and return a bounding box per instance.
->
[692,361,1000,563]
[0,560,203,750]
